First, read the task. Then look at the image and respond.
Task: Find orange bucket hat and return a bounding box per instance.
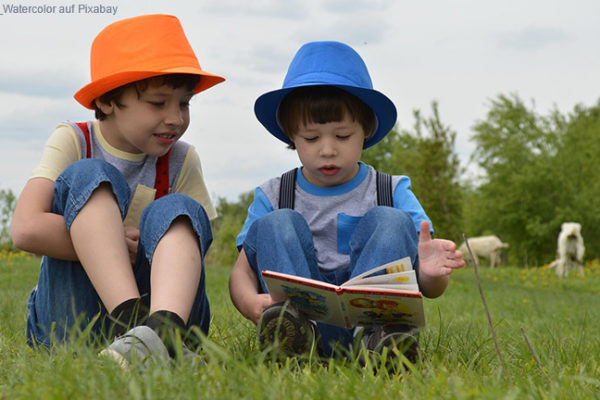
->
[74,14,225,109]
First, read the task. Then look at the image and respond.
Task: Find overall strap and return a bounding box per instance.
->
[278,168,297,209]
[376,170,393,207]
[76,121,170,200]
[75,122,91,158]
[153,151,171,200]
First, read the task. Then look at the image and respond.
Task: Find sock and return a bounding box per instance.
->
[109,297,147,337]
[145,310,187,358]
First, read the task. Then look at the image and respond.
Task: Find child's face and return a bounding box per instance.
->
[293,112,365,187]
[98,84,193,156]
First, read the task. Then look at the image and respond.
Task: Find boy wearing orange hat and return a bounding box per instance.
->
[229,41,464,364]
[11,14,224,366]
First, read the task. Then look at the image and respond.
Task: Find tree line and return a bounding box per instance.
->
[207,93,600,267]
[466,94,600,266]
[2,93,599,267]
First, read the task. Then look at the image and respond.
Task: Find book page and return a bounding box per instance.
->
[343,270,417,289]
[339,289,425,328]
[262,271,347,327]
[346,283,420,292]
[342,257,413,287]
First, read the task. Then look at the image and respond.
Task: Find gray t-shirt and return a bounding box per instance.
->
[237,162,431,271]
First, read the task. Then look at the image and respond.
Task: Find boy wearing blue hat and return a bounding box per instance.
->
[229,41,464,361]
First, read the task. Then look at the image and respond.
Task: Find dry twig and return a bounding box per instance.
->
[462,233,507,379]
[520,327,547,376]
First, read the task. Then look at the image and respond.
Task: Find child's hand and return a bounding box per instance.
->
[418,220,465,278]
[124,226,140,267]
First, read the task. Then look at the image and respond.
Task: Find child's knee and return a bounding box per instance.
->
[57,159,129,202]
[263,208,304,225]
[140,194,212,254]
[363,206,413,228]
[61,159,124,185]
[254,209,308,240]
[56,159,130,226]
[144,193,207,218]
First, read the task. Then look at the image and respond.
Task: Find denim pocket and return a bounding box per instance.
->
[337,213,363,254]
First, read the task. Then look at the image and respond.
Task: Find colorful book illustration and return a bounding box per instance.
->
[262,257,425,329]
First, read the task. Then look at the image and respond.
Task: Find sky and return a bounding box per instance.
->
[1,0,599,203]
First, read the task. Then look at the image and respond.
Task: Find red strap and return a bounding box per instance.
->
[76,121,170,200]
[75,122,91,158]
[154,151,170,200]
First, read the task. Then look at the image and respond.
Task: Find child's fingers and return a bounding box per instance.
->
[419,220,431,242]
[436,238,457,251]
[445,254,465,269]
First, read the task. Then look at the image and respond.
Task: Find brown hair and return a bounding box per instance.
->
[277,86,376,149]
[93,73,201,120]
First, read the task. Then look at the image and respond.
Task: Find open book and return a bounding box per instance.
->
[262,257,425,329]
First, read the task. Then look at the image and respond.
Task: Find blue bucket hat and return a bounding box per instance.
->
[254,41,397,149]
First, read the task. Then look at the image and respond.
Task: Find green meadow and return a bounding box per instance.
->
[1,251,599,399]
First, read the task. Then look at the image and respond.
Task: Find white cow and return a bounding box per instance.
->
[555,222,585,277]
[459,235,509,268]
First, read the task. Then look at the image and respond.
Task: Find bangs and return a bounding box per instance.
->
[296,95,348,127]
[278,86,375,140]
[94,73,201,120]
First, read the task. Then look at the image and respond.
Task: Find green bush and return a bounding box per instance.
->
[206,191,254,267]
[0,188,16,250]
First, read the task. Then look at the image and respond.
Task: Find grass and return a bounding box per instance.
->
[1,250,599,399]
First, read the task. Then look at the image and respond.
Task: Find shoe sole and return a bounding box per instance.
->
[259,304,314,355]
[376,333,419,363]
[98,348,130,370]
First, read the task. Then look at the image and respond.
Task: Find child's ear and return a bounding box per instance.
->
[94,98,114,116]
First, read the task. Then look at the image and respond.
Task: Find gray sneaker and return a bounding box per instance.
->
[358,324,419,367]
[99,325,170,369]
[181,344,206,368]
[258,302,316,357]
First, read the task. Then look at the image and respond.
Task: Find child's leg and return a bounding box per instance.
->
[70,183,140,312]
[136,193,212,335]
[348,206,419,278]
[291,206,417,357]
[98,195,211,365]
[149,216,200,321]
[244,209,354,357]
[27,159,132,347]
[242,209,321,293]
[347,207,420,363]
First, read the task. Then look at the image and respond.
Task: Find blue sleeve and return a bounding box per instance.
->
[236,187,274,250]
[392,176,433,234]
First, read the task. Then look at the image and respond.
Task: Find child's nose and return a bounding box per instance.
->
[319,139,337,157]
[165,105,185,126]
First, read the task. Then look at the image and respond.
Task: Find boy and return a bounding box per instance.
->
[10,14,224,366]
[229,41,464,360]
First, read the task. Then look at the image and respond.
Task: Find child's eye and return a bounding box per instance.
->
[337,135,351,140]
[304,136,318,142]
[148,101,165,107]
[180,101,190,109]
